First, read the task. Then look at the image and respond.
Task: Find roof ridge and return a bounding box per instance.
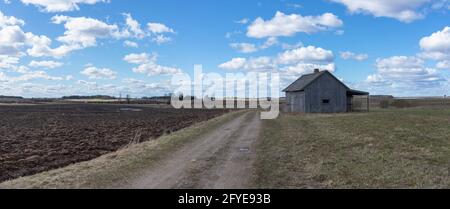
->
[282,71,327,92]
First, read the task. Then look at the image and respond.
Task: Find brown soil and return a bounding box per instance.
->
[0,104,227,182]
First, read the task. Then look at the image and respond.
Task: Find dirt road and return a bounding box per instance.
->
[116,111,261,189]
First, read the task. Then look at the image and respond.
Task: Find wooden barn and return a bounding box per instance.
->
[283,69,369,113]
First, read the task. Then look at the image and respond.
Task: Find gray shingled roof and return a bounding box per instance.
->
[283,70,369,95]
[283,71,328,92]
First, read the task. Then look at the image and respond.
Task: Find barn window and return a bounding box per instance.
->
[322,99,330,104]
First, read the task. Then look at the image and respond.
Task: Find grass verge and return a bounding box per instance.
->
[255,108,450,188]
[0,110,245,189]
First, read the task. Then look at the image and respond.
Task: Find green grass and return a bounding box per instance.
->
[255,108,450,188]
[0,110,246,189]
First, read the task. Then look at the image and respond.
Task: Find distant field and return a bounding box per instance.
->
[255,108,450,188]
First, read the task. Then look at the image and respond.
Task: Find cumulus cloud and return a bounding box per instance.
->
[124,53,181,76]
[0,70,64,82]
[29,60,64,69]
[230,43,258,53]
[331,0,431,23]
[147,22,174,34]
[20,0,109,13]
[218,45,338,90]
[51,15,122,48]
[366,56,444,87]
[0,11,76,67]
[0,55,20,69]
[278,46,334,64]
[219,45,336,77]
[81,66,117,79]
[281,63,336,79]
[218,57,247,70]
[122,13,145,39]
[419,26,450,61]
[0,26,27,57]
[218,46,334,71]
[0,11,25,28]
[218,57,277,71]
[229,37,279,54]
[247,11,343,38]
[152,34,172,44]
[437,60,450,69]
[123,52,155,64]
[147,22,174,44]
[123,40,138,48]
[340,51,369,61]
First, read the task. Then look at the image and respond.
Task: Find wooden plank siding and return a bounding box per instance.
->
[303,72,348,113]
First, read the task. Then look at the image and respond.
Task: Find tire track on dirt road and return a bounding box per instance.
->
[116,111,261,189]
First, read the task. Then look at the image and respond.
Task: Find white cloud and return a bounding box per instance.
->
[147,22,174,34]
[218,46,337,90]
[244,56,276,71]
[230,43,258,53]
[247,11,343,38]
[152,34,171,44]
[340,51,369,61]
[81,66,117,79]
[123,13,145,39]
[419,26,450,60]
[132,62,181,76]
[230,37,279,53]
[281,63,336,78]
[0,11,25,28]
[278,46,334,64]
[330,0,430,23]
[436,60,450,69]
[0,12,76,62]
[260,37,278,49]
[0,26,27,57]
[124,52,181,76]
[0,55,19,68]
[420,26,450,52]
[123,52,154,64]
[219,45,336,73]
[376,56,424,69]
[218,56,276,71]
[281,41,303,50]
[360,55,448,96]
[20,0,109,12]
[123,40,138,48]
[146,22,174,44]
[235,18,250,24]
[27,42,79,58]
[29,60,63,69]
[218,57,247,70]
[51,15,121,48]
[0,70,64,83]
[225,30,242,39]
[367,56,444,86]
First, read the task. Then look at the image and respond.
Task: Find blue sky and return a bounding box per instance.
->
[0,0,450,97]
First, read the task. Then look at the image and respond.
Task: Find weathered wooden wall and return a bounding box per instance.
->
[303,73,348,113]
[285,91,305,112]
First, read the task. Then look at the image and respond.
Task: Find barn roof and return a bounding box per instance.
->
[283,70,369,95]
[282,71,326,92]
[283,70,349,92]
